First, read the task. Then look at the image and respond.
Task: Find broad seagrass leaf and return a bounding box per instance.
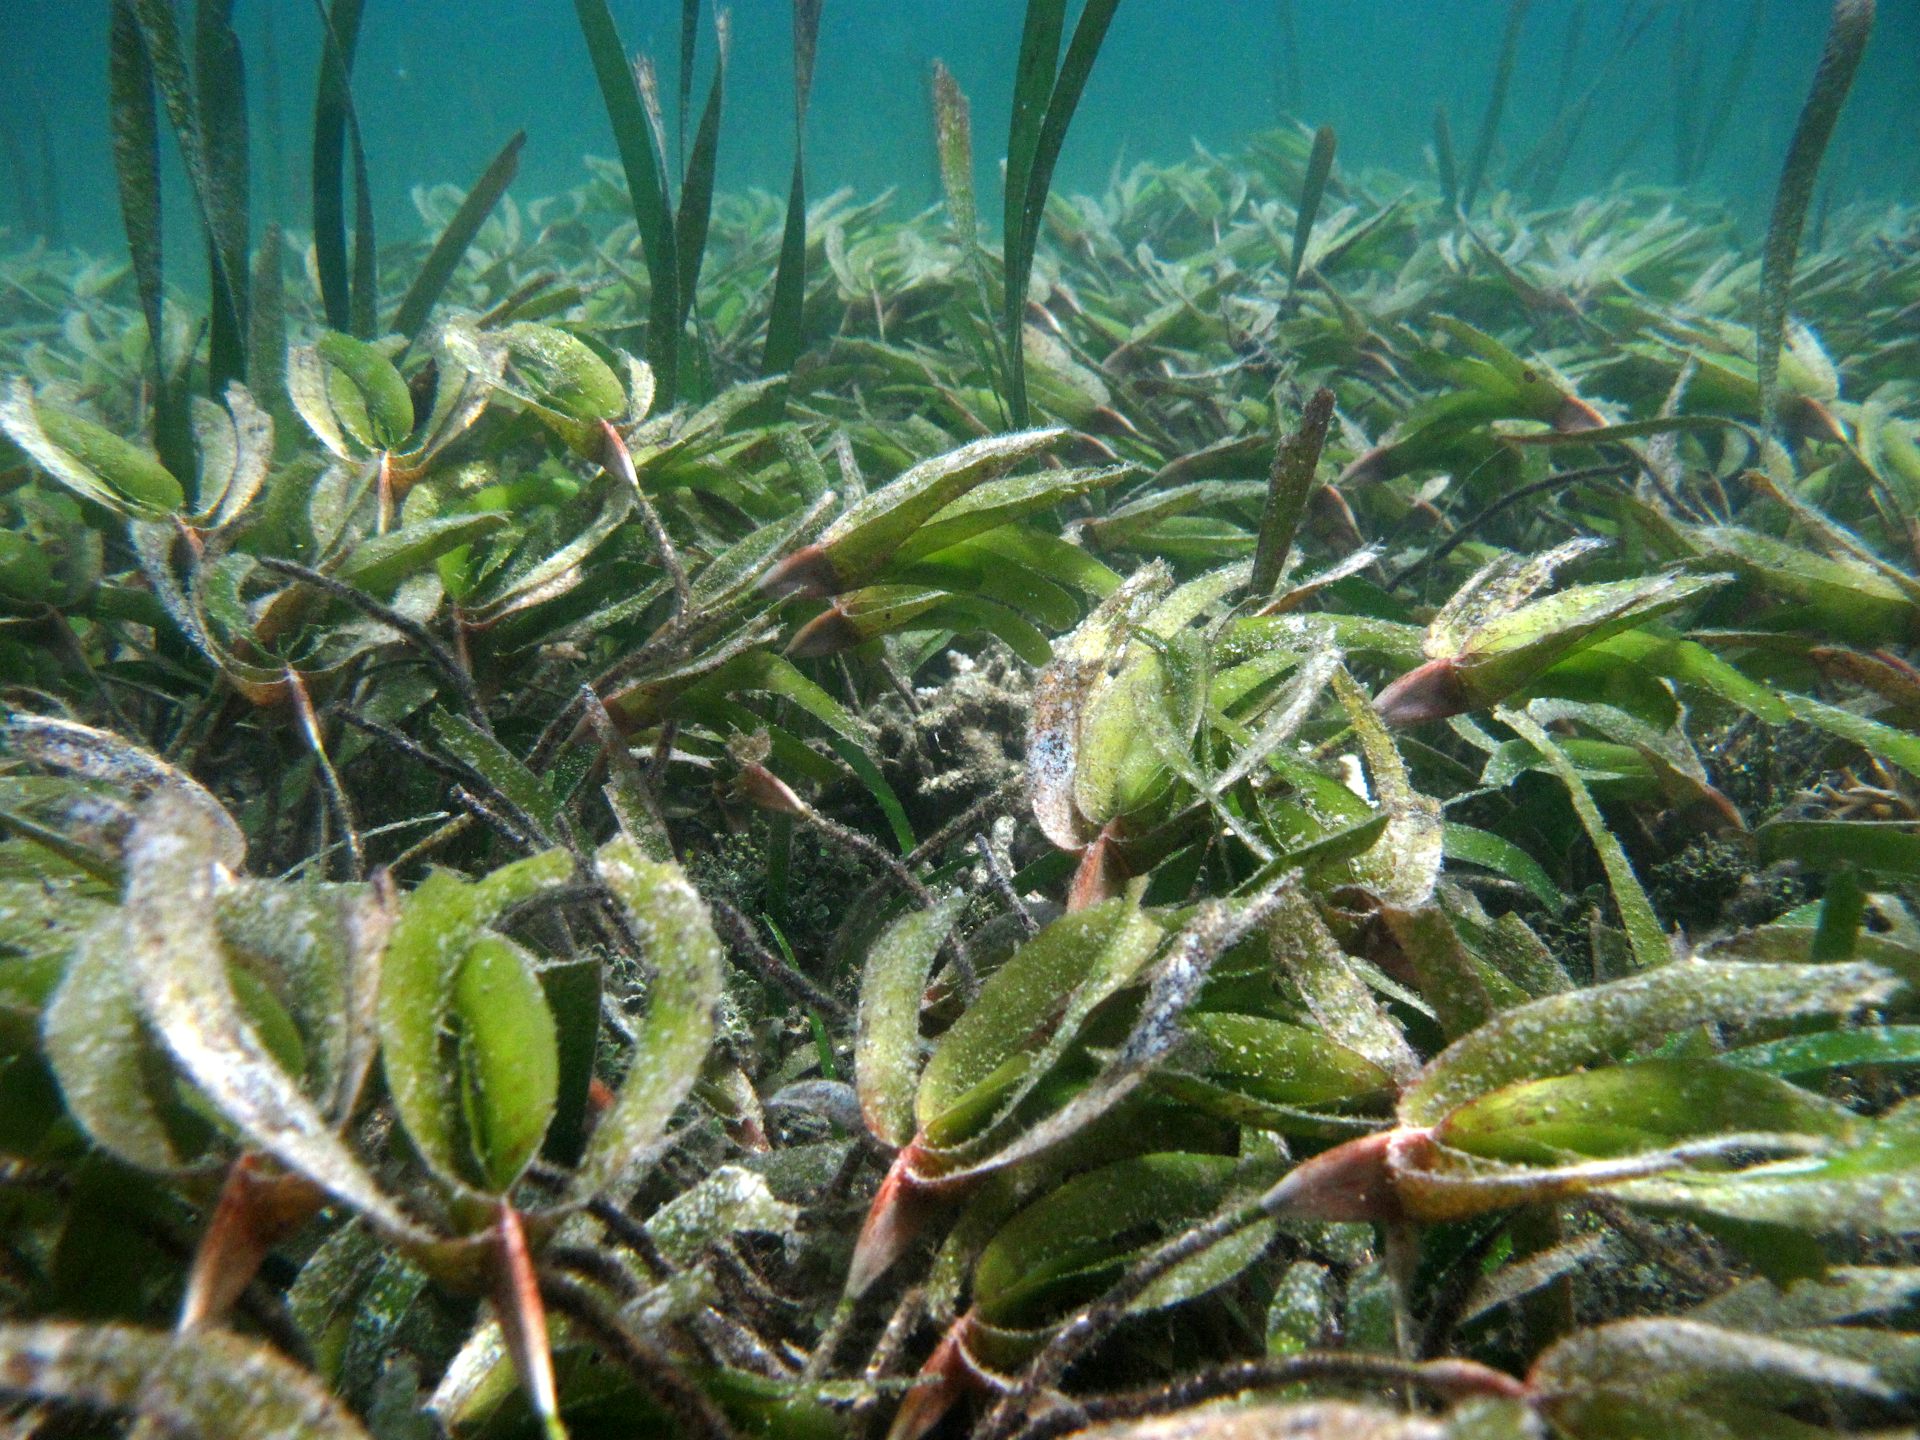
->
[971,1152,1270,1331]
[1611,1097,1920,1240]
[378,848,572,1197]
[1179,1012,1394,1110]
[0,379,183,514]
[452,933,559,1192]
[42,912,201,1172]
[1436,1059,1860,1167]
[0,1320,375,1440]
[1425,538,1609,662]
[1,712,246,870]
[120,793,426,1242]
[915,898,1162,1152]
[1528,1317,1894,1411]
[1453,570,1730,712]
[216,876,391,1123]
[334,511,509,596]
[288,333,415,457]
[1029,563,1173,850]
[188,381,274,530]
[1331,669,1443,908]
[761,427,1069,598]
[442,321,630,455]
[1401,960,1899,1128]
[857,895,966,1147]
[571,839,721,1201]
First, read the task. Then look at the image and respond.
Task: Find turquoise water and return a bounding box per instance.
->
[1,1,1916,255]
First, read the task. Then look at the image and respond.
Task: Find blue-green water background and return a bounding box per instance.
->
[1,2,1915,258]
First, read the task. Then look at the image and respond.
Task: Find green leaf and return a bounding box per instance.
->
[972,1152,1260,1330]
[572,840,721,1201]
[119,795,424,1240]
[857,896,964,1147]
[311,333,414,452]
[430,709,564,844]
[763,428,1068,597]
[1497,705,1669,973]
[1443,823,1562,909]
[334,512,510,596]
[916,899,1162,1152]
[1402,959,1899,1128]
[452,933,559,1192]
[1721,1026,1920,1079]
[42,914,199,1171]
[0,383,183,514]
[391,132,526,344]
[0,1320,375,1440]
[1756,820,1920,882]
[379,849,572,1198]
[1437,1059,1859,1166]
[1181,1012,1392,1108]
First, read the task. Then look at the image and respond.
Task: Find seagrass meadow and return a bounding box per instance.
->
[1,2,1919,1438]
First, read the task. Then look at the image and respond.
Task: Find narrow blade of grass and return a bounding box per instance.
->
[1460,0,1531,211]
[247,223,287,409]
[310,0,366,335]
[1286,124,1335,292]
[1250,385,1334,599]
[1756,0,1875,432]
[107,1,190,475]
[1497,706,1670,973]
[934,59,1010,420]
[677,0,698,177]
[391,130,526,345]
[573,0,680,400]
[128,0,249,377]
[674,12,728,332]
[762,0,825,381]
[1005,0,1123,426]
[193,0,251,391]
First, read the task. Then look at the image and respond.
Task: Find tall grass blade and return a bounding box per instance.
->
[1250,386,1335,600]
[248,223,287,409]
[1004,0,1123,426]
[195,0,250,390]
[1002,1,1067,427]
[762,0,825,381]
[345,92,376,339]
[107,1,190,475]
[1459,0,1530,212]
[674,11,728,332]
[934,60,1010,417]
[573,0,680,401]
[1287,124,1335,293]
[1516,6,1656,202]
[391,130,526,345]
[128,0,249,381]
[1756,0,1875,432]
[677,0,698,178]
[310,0,366,335]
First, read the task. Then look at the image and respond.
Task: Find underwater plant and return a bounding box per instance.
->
[1,2,1918,1439]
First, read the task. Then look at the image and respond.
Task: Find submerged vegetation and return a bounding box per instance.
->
[3,3,1920,1439]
